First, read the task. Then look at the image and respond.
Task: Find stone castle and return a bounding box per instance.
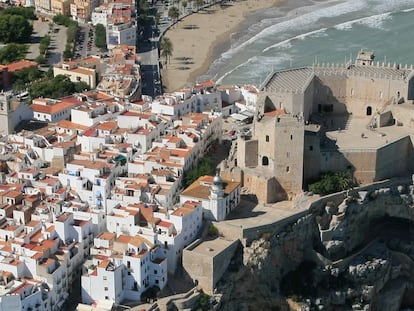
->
[227,50,414,203]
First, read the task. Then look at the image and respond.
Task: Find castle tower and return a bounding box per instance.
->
[0,93,14,135]
[355,50,375,66]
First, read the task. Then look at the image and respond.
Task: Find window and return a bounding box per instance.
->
[103,276,107,280]
[265,135,269,142]
[290,134,293,140]
[155,280,159,284]
[286,152,290,158]
[309,145,313,151]
[262,156,269,166]
[286,166,290,172]
[154,270,158,274]
[104,287,108,291]
[105,296,109,300]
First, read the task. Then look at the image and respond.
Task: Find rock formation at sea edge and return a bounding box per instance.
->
[217,178,414,311]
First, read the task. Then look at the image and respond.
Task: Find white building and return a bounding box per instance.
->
[81,233,167,305]
[105,201,202,273]
[106,22,136,50]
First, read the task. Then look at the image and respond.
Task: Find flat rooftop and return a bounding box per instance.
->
[189,238,235,257]
[326,116,413,150]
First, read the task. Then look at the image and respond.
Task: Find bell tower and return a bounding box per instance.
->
[0,93,14,135]
[210,170,226,221]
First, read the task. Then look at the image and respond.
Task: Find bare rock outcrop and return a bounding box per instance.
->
[216,178,414,311]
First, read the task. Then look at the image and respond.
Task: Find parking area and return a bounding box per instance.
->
[73,24,97,59]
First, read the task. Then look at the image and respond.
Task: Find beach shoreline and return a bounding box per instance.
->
[160,0,286,92]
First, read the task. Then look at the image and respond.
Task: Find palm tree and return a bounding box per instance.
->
[335,171,354,192]
[195,0,203,11]
[155,13,161,28]
[168,6,180,22]
[160,37,173,66]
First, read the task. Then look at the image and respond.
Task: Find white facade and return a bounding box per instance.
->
[82,234,167,305]
[106,22,136,50]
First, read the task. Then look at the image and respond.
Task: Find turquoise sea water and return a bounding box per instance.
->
[199,0,414,86]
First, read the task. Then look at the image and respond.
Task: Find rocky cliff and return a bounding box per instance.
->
[216,179,414,311]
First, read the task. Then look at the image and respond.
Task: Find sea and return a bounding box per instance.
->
[198,0,414,87]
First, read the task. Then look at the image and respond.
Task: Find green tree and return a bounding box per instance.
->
[168,6,180,22]
[74,81,90,93]
[12,67,44,90]
[160,36,173,66]
[0,43,28,63]
[53,14,74,27]
[39,35,51,55]
[182,1,187,13]
[29,75,90,99]
[155,13,161,27]
[63,43,73,61]
[94,24,106,50]
[184,156,214,187]
[308,171,356,195]
[0,14,33,43]
[35,54,46,64]
[1,7,36,20]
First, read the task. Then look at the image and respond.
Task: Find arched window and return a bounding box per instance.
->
[366,106,372,116]
[262,156,269,166]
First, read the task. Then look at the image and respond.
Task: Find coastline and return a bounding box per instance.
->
[161,0,285,92]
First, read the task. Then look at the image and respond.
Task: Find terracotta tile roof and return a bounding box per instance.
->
[31,101,80,115]
[97,232,116,241]
[11,282,31,294]
[181,175,240,200]
[6,60,38,72]
[264,109,285,116]
[71,67,95,75]
[158,221,173,228]
[172,206,195,216]
[96,121,118,131]
[56,119,89,131]
[194,80,215,89]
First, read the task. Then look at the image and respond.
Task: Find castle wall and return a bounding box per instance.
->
[342,149,377,184]
[313,74,348,115]
[242,172,287,203]
[312,69,410,117]
[375,136,413,181]
[344,76,406,116]
[320,149,356,175]
[389,104,414,128]
[260,90,309,118]
[303,79,315,120]
[183,238,239,295]
[303,131,321,184]
[236,139,258,168]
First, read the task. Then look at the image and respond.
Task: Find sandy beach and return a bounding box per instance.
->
[161,0,285,92]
